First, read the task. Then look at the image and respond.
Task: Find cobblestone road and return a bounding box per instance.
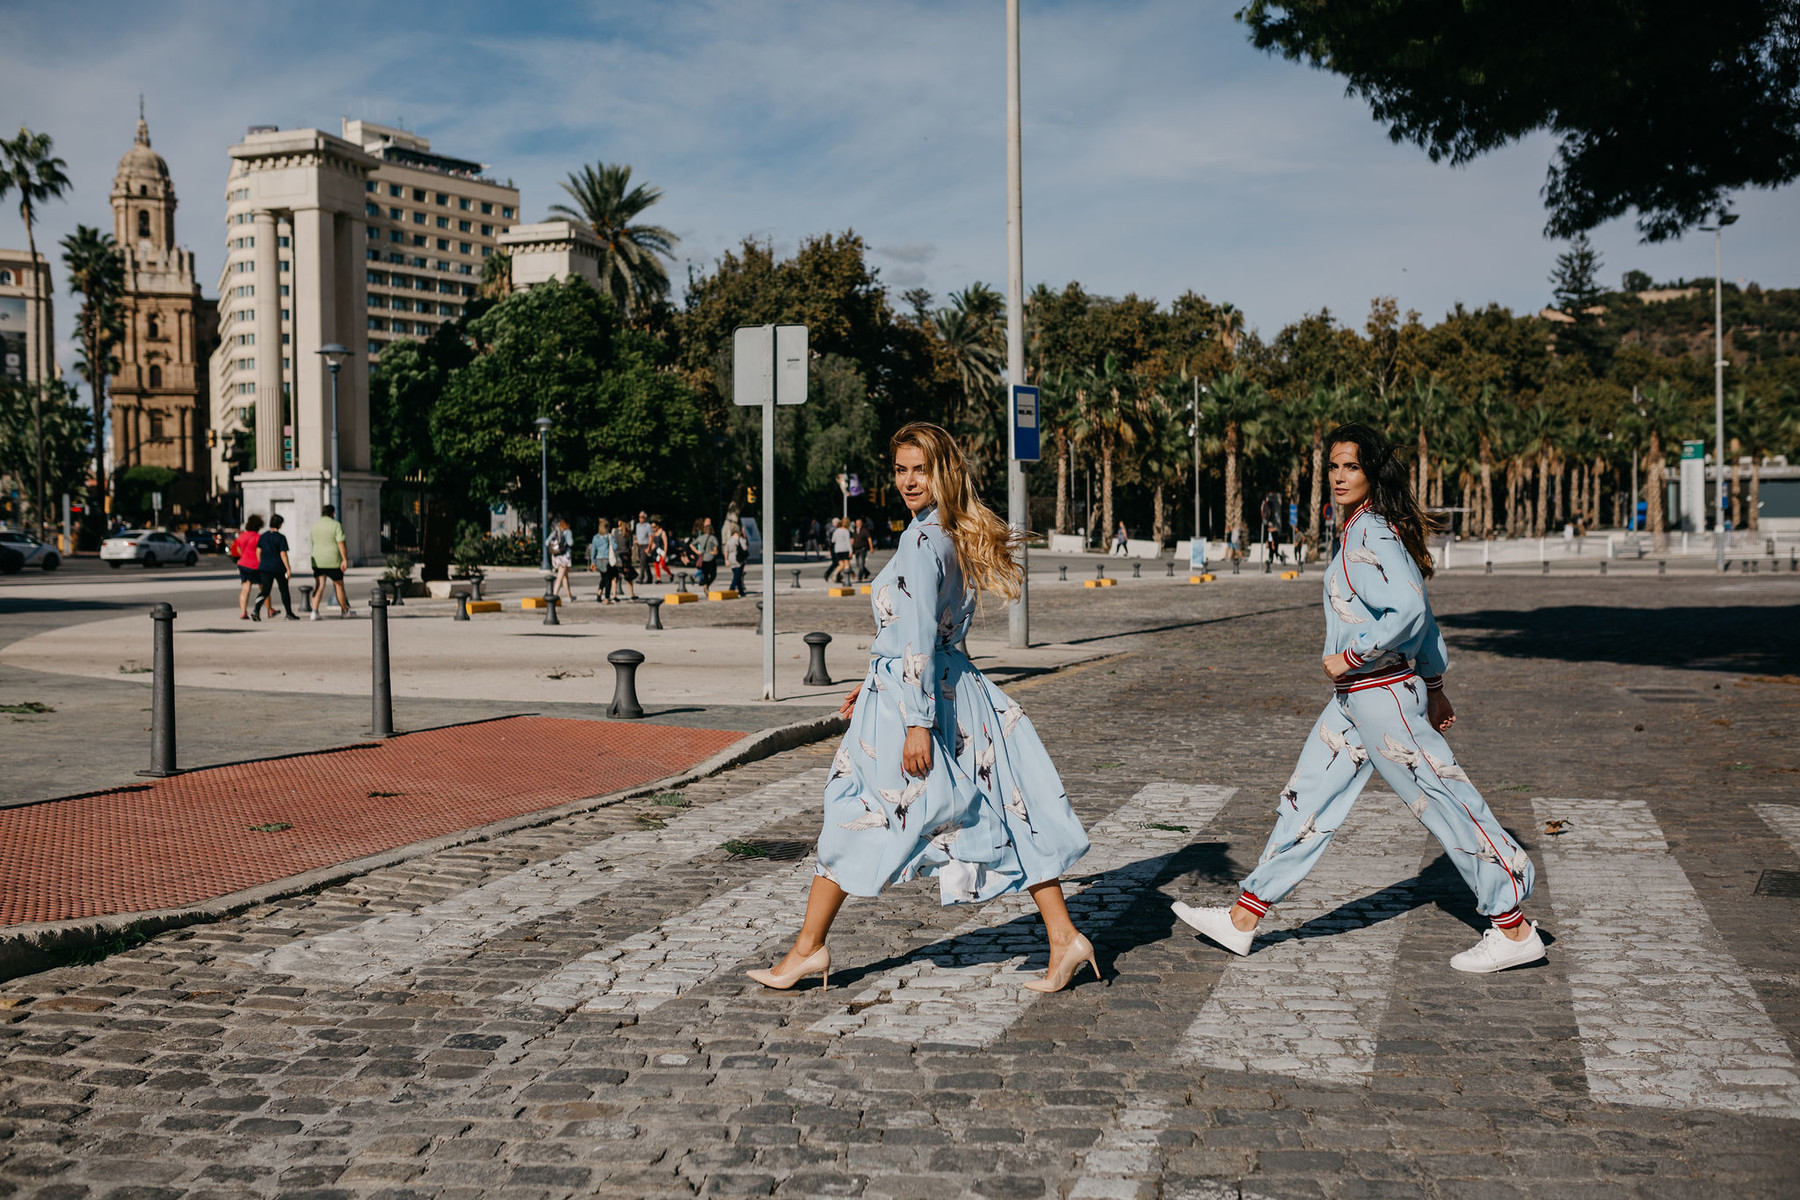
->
[2,570,1797,1198]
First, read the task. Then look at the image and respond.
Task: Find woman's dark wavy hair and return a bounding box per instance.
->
[1326,421,1436,579]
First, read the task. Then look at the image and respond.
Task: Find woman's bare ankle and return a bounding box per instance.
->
[1229,903,1260,932]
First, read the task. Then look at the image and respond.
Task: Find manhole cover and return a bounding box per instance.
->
[726,839,813,862]
[1754,869,1800,897]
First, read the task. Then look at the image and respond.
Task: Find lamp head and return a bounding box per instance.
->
[316,342,351,368]
[1720,213,1740,227]
[534,416,553,434]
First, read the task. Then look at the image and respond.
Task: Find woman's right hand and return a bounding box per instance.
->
[837,683,862,719]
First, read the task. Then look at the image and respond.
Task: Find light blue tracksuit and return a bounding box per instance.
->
[1237,504,1534,923]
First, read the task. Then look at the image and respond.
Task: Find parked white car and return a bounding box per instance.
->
[101,529,198,568]
[0,528,61,570]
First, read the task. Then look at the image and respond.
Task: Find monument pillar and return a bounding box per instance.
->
[252,208,284,471]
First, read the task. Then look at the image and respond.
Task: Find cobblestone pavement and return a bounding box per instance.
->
[2,571,1797,1198]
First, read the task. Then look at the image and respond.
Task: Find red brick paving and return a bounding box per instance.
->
[0,716,745,926]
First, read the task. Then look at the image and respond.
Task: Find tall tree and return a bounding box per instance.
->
[548,163,679,317]
[0,127,71,535]
[1549,235,1613,373]
[1238,0,1800,240]
[1628,381,1690,543]
[1208,369,1268,548]
[60,225,123,531]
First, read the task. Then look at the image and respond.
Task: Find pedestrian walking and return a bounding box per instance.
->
[253,514,299,621]
[724,520,748,593]
[693,517,721,589]
[590,519,616,602]
[852,517,874,581]
[613,516,639,601]
[1111,520,1130,557]
[307,504,355,619]
[824,517,852,582]
[634,510,652,559]
[547,518,575,602]
[747,422,1096,995]
[229,514,264,620]
[650,521,671,582]
[1172,422,1545,973]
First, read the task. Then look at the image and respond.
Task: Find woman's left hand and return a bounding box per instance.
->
[837,683,862,719]
[1322,652,1352,681]
[1427,689,1456,732]
[902,726,933,777]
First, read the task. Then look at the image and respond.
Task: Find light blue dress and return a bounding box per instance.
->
[817,506,1090,905]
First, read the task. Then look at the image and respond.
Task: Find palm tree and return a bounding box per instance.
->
[1401,376,1450,505]
[1629,381,1688,544]
[1212,303,1245,361]
[932,298,1005,486]
[1519,404,1561,537]
[1040,366,1079,534]
[478,248,512,300]
[1294,384,1345,558]
[1137,382,1194,547]
[1207,370,1268,550]
[0,127,71,536]
[1066,355,1146,550]
[61,225,123,526]
[1727,386,1781,532]
[548,163,678,317]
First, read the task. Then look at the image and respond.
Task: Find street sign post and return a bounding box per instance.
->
[1010,385,1040,463]
[733,323,808,700]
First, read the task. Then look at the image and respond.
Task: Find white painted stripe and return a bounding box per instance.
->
[248,770,828,984]
[1176,799,1422,1083]
[807,784,1238,1048]
[1755,803,1800,858]
[1536,797,1800,1118]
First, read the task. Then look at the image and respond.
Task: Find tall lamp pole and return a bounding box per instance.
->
[1701,214,1737,570]
[316,344,350,523]
[1005,0,1029,649]
[535,416,553,571]
[1189,379,1205,544]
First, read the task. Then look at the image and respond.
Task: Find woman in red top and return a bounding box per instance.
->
[229,515,265,620]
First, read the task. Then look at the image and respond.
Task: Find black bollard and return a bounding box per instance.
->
[803,631,833,686]
[454,592,470,621]
[1542,561,1550,575]
[607,649,646,719]
[1094,562,1105,580]
[139,602,179,778]
[1599,560,1608,576]
[1484,560,1493,575]
[369,585,394,738]
[644,596,664,630]
[789,568,801,590]
[469,576,485,602]
[1658,560,1667,575]
[1166,561,1175,577]
[543,593,560,626]
[1231,556,1240,575]
[676,571,692,593]
[300,584,316,620]
[1058,565,1068,582]
[1132,561,1141,579]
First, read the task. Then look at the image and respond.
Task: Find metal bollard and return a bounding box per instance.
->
[1599,560,1607,576]
[1542,561,1550,575]
[676,571,692,593]
[139,602,179,777]
[1232,556,1240,575]
[469,576,485,602]
[607,649,645,719]
[1264,554,1272,574]
[803,631,833,686]
[789,568,802,590]
[1095,562,1105,580]
[454,592,470,621]
[1484,560,1492,575]
[1058,565,1067,582]
[1658,560,1667,575]
[1132,561,1141,579]
[1166,561,1175,577]
[301,584,317,620]
[369,586,394,738]
[644,596,664,630]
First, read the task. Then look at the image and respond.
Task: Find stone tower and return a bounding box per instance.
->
[109,110,217,513]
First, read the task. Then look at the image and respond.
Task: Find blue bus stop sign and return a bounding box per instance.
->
[1011,385,1040,463]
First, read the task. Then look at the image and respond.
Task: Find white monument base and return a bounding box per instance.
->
[239,469,384,567]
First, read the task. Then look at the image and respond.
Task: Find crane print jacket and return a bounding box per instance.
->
[1323,503,1449,692]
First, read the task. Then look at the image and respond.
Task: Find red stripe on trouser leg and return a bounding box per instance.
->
[1490,907,1525,929]
[1237,891,1270,917]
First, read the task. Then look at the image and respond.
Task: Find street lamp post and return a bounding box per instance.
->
[316,343,351,522]
[1188,379,1206,543]
[535,416,553,572]
[1701,214,1738,570]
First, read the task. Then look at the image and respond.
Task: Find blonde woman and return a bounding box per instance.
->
[748,422,1096,994]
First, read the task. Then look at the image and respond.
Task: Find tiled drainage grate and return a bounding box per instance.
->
[1626,687,1712,703]
[1754,869,1800,897]
[725,839,814,862]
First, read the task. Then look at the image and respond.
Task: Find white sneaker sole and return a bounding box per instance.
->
[1451,934,1547,974]
[1172,902,1254,956]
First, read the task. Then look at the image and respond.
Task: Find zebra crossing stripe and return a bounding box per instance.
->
[1755,803,1800,858]
[808,784,1238,1048]
[248,770,829,985]
[1535,798,1800,1118]
[1175,799,1422,1083]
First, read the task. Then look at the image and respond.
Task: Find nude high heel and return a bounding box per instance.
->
[1023,932,1099,993]
[746,946,830,992]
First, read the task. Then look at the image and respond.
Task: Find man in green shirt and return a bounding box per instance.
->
[308,504,354,619]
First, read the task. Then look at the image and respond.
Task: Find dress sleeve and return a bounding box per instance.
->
[1342,528,1429,669]
[890,531,945,729]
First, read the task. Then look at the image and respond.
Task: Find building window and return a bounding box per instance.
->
[367,295,386,308]
[436,192,449,205]
[459,264,473,276]
[146,315,160,339]
[366,225,378,240]
[412,188,426,201]
[0,270,10,285]
[436,260,451,272]
[149,365,163,389]
[279,261,290,272]
[281,309,290,320]
[368,317,384,331]
[387,252,404,264]
[150,410,164,436]
[137,210,150,237]
[480,202,492,214]
[366,248,379,261]
[389,207,402,220]
[280,284,290,296]
[390,230,403,243]
[412,234,426,247]
[480,224,493,236]
[436,238,449,251]
[366,202,380,217]
[389,183,402,197]
[366,181,377,192]
[279,236,290,248]
[391,297,408,312]
[501,206,514,219]
[412,212,425,225]
[458,241,472,255]
[458,220,471,232]
[458,198,471,211]
[411,256,426,268]
[367,271,385,285]
[369,339,386,354]
[436,216,449,229]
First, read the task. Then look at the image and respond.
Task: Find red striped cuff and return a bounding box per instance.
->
[1237,891,1271,917]
[1342,648,1364,668]
[1422,675,1444,692]
[1490,907,1526,929]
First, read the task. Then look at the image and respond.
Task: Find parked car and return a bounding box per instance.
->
[100,529,198,568]
[0,528,60,570]
[186,529,221,554]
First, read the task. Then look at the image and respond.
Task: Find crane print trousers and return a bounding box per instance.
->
[1237,675,1535,925]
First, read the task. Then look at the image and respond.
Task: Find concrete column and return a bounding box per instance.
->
[333,210,370,472]
[290,206,335,473]
[252,209,284,471]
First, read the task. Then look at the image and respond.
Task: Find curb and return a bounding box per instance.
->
[0,711,849,983]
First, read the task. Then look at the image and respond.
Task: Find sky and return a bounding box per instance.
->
[3,0,1797,380]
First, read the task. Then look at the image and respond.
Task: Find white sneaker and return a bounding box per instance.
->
[1172,902,1255,956]
[1451,922,1546,973]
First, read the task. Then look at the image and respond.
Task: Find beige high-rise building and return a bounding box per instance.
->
[109,114,218,505]
[343,120,518,360]
[0,249,53,389]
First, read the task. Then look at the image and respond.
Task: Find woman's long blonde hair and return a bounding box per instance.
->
[891,421,1024,601]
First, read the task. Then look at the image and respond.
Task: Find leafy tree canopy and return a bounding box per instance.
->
[1237,0,1800,240]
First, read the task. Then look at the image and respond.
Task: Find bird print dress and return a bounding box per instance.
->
[816,507,1090,905]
